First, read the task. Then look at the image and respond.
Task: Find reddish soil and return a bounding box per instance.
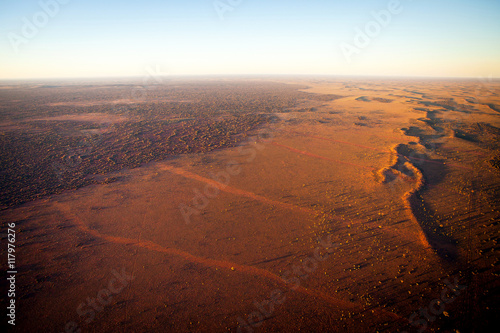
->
[1,78,499,332]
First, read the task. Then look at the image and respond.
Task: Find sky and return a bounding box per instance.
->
[0,0,499,79]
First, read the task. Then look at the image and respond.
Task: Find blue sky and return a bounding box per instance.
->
[1,0,499,79]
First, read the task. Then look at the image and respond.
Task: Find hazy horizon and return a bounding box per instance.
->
[1,74,500,83]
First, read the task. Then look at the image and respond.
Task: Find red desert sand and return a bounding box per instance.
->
[1,78,499,332]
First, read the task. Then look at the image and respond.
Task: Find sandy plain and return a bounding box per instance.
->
[1,78,499,332]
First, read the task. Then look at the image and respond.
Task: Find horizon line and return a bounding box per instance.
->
[1,73,499,82]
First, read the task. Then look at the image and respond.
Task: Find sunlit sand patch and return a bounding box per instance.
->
[28,113,128,123]
[162,155,434,254]
[272,142,377,171]
[271,139,434,251]
[160,164,314,215]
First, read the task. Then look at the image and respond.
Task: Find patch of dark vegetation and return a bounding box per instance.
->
[426,110,440,119]
[355,96,371,102]
[301,93,344,102]
[404,89,425,96]
[453,129,477,142]
[402,89,435,99]
[372,97,393,103]
[1,80,338,209]
[294,107,319,112]
[489,156,500,170]
[450,123,500,149]
[486,103,500,113]
[467,98,500,113]
[0,114,271,208]
[401,126,425,138]
[476,122,500,136]
[418,99,475,113]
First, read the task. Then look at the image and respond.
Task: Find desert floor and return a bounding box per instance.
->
[1,78,499,332]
